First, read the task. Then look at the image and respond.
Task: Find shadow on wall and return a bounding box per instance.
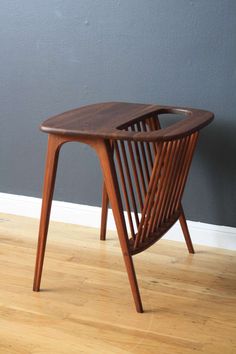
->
[159,113,236,227]
[54,141,103,206]
[193,119,236,227]
[54,114,235,227]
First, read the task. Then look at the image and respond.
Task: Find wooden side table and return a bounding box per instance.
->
[33,102,214,313]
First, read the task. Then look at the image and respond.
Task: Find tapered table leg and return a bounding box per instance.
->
[95,140,143,313]
[33,135,62,291]
[100,182,109,241]
[179,205,195,254]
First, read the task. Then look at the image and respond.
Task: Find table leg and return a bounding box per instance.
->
[179,205,195,254]
[33,135,62,291]
[100,182,109,241]
[95,139,143,313]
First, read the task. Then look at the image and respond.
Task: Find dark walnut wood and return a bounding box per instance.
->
[34,102,214,313]
[41,102,214,141]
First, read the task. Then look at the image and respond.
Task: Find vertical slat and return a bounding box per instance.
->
[120,141,140,230]
[136,122,150,184]
[141,120,154,170]
[131,125,147,198]
[135,142,167,248]
[152,116,161,154]
[114,141,136,240]
[152,115,161,130]
[152,141,177,231]
[160,138,185,223]
[167,136,190,218]
[149,140,176,233]
[173,132,199,212]
[140,143,168,242]
[127,140,144,211]
[171,134,196,215]
[147,117,158,155]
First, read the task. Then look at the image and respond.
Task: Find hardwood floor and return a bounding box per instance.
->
[0,213,235,354]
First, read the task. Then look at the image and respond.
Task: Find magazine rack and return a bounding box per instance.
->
[33,102,214,312]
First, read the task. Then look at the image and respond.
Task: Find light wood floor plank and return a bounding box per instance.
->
[0,213,235,353]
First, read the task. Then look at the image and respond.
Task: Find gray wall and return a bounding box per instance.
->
[0,1,235,227]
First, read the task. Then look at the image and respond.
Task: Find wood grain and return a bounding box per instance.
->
[40,102,214,142]
[1,213,236,354]
[35,102,214,313]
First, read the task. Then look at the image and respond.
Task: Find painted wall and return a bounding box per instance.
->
[0,1,235,227]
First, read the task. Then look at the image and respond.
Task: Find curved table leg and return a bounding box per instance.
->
[33,135,63,291]
[100,182,109,241]
[179,205,195,254]
[95,139,143,313]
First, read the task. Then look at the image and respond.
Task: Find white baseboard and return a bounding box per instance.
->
[0,192,235,251]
